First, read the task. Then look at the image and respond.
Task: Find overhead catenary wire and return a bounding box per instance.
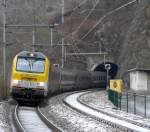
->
[0,0,88,56]
[66,45,88,64]
[58,30,104,59]
[61,0,89,56]
[71,42,81,59]
[61,0,87,38]
[65,0,88,16]
[0,0,89,71]
[72,0,99,35]
[61,0,137,45]
[1,0,136,67]
[79,0,137,41]
[64,0,137,59]
[59,0,137,62]
[61,0,107,57]
[69,0,100,57]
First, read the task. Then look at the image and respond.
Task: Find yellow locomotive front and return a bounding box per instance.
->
[10,51,49,102]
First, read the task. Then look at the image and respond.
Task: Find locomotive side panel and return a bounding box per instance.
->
[48,70,61,95]
[60,71,76,92]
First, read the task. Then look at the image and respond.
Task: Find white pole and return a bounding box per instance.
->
[64,47,66,61]
[99,42,101,53]
[49,24,58,47]
[50,28,53,47]
[107,69,109,91]
[61,0,64,23]
[104,53,106,65]
[2,0,6,97]
[61,38,64,68]
[105,64,111,91]
[32,0,36,52]
[32,30,35,51]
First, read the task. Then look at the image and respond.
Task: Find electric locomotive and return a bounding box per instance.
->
[10,51,49,103]
[10,51,107,104]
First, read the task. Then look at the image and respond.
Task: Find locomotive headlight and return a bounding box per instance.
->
[13,80,19,84]
[38,82,45,87]
[11,80,20,87]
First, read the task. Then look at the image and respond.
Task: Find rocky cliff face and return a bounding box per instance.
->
[118,1,150,75]
[0,0,150,80]
[62,0,141,73]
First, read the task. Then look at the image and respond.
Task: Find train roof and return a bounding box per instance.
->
[127,68,150,73]
[16,51,46,59]
[52,68,106,75]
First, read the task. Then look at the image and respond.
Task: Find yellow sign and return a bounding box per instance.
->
[113,81,117,88]
[110,80,124,93]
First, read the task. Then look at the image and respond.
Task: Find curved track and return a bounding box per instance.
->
[14,105,53,132]
[64,92,150,132]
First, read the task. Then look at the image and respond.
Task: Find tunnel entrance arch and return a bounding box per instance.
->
[91,62,118,79]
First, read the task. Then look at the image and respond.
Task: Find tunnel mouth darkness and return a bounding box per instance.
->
[93,62,118,79]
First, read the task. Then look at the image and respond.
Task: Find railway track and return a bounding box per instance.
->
[64,91,150,132]
[78,91,150,130]
[14,105,59,132]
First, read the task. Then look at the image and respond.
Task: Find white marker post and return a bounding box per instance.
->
[105,64,111,91]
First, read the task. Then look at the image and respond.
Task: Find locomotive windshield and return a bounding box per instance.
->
[16,57,45,73]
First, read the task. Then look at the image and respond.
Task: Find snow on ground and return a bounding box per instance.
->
[40,93,124,132]
[121,94,150,116]
[79,91,150,128]
[65,92,150,132]
[0,100,11,132]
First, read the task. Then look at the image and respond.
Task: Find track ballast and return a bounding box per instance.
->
[14,105,53,132]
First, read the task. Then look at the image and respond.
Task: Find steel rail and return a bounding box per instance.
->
[14,105,56,132]
[37,106,62,132]
[14,105,26,132]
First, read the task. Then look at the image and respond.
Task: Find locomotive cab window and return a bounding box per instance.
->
[16,57,45,73]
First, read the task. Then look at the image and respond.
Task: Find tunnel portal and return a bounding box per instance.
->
[92,62,118,79]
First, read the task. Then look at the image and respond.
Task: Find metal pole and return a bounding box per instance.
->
[127,92,128,113]
[99,42,101,53]
[49,24,58,47]
[107,69,109,91]
[61,38,64,68]
[2,0,6,97]
[144,95,146,117]
[134,93,136,114]
[104,53,106,65]
[120,94,121,110]
[64,47,67,61]
[59,69,62,92]
[50,28,53,47]
[105,64,111,91]
[32,30,35,51]
[32,0,36,52]
[61,0,64,23]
